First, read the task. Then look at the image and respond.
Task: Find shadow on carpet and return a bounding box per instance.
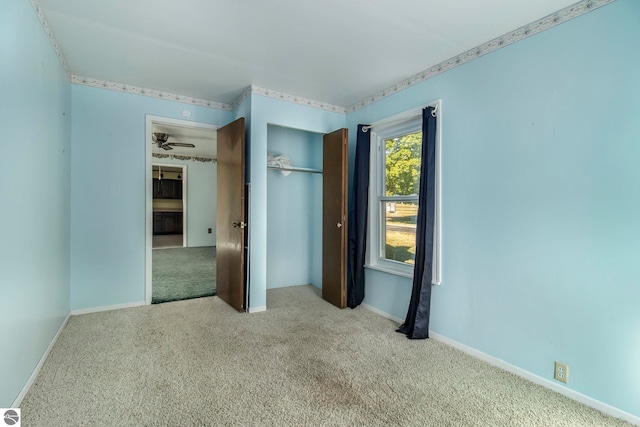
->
[152,246,216,304]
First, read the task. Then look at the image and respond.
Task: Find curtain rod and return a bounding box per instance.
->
[361,104,438,133]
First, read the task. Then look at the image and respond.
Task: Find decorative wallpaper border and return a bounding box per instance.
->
[232,86,253,110]
[30,0,235,111]
[32,0,614,114]
[71,75,234,111]
[345,0,615,113]
[152,153,217,163]
[248,86,347,114]
[29,0,71,77]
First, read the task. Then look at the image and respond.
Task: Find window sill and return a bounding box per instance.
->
[364,264,413,279]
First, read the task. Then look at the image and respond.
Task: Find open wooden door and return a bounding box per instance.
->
[322,128,348,308]
[216,118,246,312]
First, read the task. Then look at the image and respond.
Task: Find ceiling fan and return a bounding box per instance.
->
[152,132,195,150]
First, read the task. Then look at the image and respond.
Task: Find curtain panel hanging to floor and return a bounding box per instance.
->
[397,107,437,339]
[347,124,371,308]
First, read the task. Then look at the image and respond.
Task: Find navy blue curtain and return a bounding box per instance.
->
[347,124,371,308]
[397,107,436,339]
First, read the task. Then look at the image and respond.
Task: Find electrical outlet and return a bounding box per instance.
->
[554,361,568,383]
[208,228,212,234]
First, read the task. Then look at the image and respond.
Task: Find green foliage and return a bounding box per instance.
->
[385,131,422,196]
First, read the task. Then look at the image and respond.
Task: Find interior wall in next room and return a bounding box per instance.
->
[266,125,323,290]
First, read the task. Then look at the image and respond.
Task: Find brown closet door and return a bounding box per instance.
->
[216,118,246,312]
[322,128,348,308]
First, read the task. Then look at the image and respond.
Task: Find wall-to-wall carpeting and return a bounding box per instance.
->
[152,246,216,303]
[21,286,633,426]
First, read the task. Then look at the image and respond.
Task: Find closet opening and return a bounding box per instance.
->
[266,125,323,298]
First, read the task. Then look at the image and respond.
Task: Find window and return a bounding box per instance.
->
[366,103,441,279]
[382,130,421,265]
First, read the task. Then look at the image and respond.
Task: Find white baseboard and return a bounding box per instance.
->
[248,305,266,314]
[429,332,640,426]
[361,305,640,426]
[13,312,71,408]
[70,300,146,315]
[361,303,404,324]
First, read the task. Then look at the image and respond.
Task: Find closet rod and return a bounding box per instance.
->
[267,166,322,174]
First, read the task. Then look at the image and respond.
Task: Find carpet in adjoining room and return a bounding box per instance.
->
[152,246,216,303]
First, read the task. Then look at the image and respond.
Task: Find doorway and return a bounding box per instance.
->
[145,115,218,305]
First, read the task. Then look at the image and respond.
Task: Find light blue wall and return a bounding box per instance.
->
[266,126,323,289]
[233,94,252,181]
[247,95,346,308]
[71,85,232,310]
[0,1,71,407]
[347,0,640,417]
[6,0,637,418]
[153,159,217,247]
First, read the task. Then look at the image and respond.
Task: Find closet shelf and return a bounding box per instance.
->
[267,165,322,174]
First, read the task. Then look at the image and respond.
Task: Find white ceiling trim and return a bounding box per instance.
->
[70,75,234,111]
[31,0,614,115]
[345,0,616,113]
[29,0,71,77]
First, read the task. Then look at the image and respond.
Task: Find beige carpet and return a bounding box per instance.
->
[21,286,631,426]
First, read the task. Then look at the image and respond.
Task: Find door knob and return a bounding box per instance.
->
[232,221,246,228]
[336,223,342,228]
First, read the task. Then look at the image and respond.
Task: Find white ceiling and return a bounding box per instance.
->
[38,0,581,108]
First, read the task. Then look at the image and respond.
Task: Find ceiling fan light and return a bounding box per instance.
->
[153,132,169,143]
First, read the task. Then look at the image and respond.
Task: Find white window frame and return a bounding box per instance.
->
[365,100,442,284]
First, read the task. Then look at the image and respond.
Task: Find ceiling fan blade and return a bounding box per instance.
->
[168,142,195,148]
